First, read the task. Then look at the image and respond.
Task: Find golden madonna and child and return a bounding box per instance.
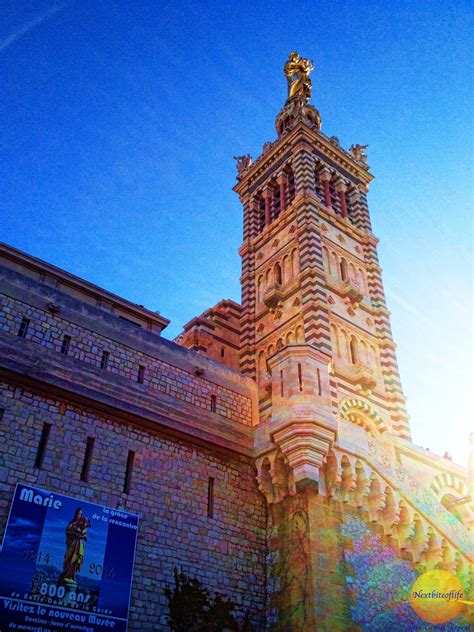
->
[284,51,314,100]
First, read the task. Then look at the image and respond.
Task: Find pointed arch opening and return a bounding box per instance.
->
[274,262,283,286]
[340,258,348,282]
[339,397,389,435]
[349,336,359,364]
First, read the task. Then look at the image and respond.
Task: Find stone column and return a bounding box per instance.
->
[320,169,332,208]
[262,187,273,227]
[335,180,348,219]
[276,173,288,213]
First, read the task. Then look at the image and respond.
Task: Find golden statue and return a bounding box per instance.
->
[284,52,314,100]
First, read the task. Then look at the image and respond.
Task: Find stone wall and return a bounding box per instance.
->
[266,490,353,631]
[0,267,253,426]
[0,381,267,630]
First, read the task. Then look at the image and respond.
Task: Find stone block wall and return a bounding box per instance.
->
[266,491,354,631]
[0,381,267,630]
[0,279,252,425]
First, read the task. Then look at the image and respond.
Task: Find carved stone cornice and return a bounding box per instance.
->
[318,168,332,182]
[233,121,374,198]
[267,343,331,368]
[326,276,364,304]
[335,361,377,391]
[273,421,335,490]
[335,179,348,193]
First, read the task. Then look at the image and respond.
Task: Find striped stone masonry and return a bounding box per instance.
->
[295,201,332,354]
[362,238,411,439]
[239,244,257,379]
[349,185,373,233]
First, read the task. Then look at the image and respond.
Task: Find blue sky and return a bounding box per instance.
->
[1,1,472,463]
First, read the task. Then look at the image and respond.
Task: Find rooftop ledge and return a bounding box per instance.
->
[0,241,170,332]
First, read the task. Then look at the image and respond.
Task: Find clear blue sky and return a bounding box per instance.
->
[1,1,472,464]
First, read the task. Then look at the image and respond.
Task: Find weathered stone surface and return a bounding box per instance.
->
[0,380,267,630]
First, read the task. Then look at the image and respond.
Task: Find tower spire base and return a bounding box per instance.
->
[275,95,322,136]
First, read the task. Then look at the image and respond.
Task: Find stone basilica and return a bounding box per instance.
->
[0,53,472,630]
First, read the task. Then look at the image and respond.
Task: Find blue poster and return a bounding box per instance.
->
[0,484,139,632]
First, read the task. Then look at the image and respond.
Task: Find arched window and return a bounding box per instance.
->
[265,268,271,288]
[286,167,296,205]
[341,330,349,362]
[328,179,336,207]
[275,262,282,285]
[295,325,305,343]
[270,180,281,222]
[258,351,266,380]
[330,324,340,357]
[358,268,367,294]
[285,331,294,344]
[340,258,348,281]
[257,275,263,303]
[314,169,323,201]
[322,246,331,275]
[329,179,342,214]
[330,252,338,276]
[346,188,354,217]
[254,194,265,234]
[282,255,291,282]
[349,337,359,364]
[349,262,357,285]
[291,248,299,277]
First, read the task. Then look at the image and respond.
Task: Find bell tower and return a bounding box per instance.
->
[233,51,413,627]
[234,52,411,487]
